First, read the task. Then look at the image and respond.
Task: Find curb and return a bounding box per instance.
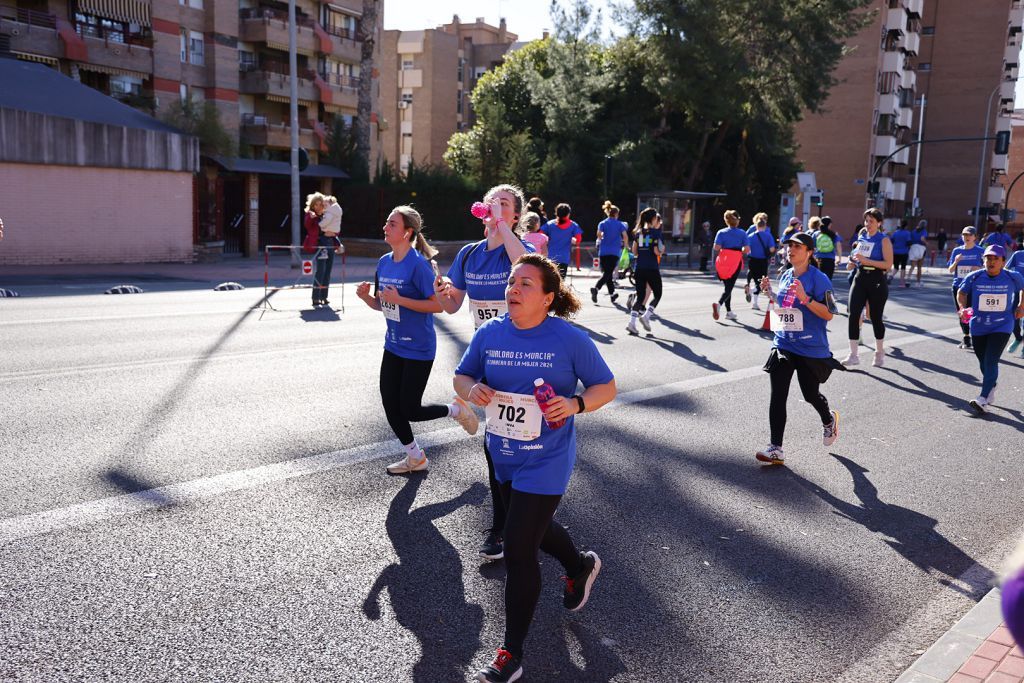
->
[895,588,1004,683]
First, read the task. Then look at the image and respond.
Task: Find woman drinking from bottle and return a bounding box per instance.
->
[454,253,616,683]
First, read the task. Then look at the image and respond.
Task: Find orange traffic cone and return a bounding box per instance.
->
[761,300,774,331]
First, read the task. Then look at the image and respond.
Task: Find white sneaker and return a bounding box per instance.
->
[451,396,479,435]
[626,318,639,335]
[872,351,884,367]
[639,311,652,332]
[725,311,738,320]
[986,386,997,406]
[755,445,785,465]
[842,353,860,366]
[823,410,839,447]
[387,451,429,474]
[751,301,761,311]
[969,396,987,414]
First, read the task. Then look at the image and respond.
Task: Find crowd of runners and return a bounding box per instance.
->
[339,185,1024,683]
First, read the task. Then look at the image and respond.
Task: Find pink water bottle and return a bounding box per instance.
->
[533,378,565,430]
[780,284,797,309]
[960,307,974,324]
[471,202,491,220]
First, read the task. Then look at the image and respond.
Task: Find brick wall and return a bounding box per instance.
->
[0,163,194,264]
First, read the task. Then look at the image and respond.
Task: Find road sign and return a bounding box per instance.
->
[302,260,313,275]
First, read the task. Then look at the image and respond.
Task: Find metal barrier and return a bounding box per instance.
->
[263,244,346,313]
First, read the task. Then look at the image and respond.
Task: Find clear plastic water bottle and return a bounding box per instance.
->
[533,378,565,430]
[780,284,797,309]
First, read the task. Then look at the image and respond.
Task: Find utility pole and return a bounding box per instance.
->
[973,85,1001,228]
[288,0,300,266]
[911,95,925,216]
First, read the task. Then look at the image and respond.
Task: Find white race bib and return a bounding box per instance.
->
[770,307,804,332]
[469,299,507,328]
[485,390,543,441]
[380,298,401,322]
[978,293,1008,312]
[957,265,976,279]
[856,242,874,259]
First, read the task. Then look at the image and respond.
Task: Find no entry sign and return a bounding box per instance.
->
[302,260,313,275]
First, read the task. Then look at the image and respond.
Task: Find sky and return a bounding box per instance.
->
[382,0,615,42]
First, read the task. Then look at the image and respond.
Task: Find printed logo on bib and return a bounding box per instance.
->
[770,307,804,332]
[381,299,401,322]
[485,390,543,441]
[469,299,507,328]
[957,265,977,279]
[978,293,1008,312]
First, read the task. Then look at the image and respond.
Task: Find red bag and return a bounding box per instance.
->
[715,249,743,280]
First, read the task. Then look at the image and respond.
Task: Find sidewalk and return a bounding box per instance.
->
[897,590,1023,683]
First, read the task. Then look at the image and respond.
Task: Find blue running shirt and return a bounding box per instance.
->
[772,267,835,358]
[540,219,582,264]
[447,239,534,328]
[597,219,629,257]
[948,245,984,288]
[958,269,1024,336]
[375,250,437,361]
[714,226,748,250]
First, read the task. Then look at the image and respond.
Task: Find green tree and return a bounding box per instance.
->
[160,97,235,157]
[324,116,358,171]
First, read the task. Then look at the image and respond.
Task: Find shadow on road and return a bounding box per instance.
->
[362,475,486,682]
[788,454,994,598]
[299,306,341,323]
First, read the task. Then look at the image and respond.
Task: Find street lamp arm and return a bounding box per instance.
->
[869,136,998,185]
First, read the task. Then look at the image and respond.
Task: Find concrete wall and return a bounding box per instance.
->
[0,163,194,264]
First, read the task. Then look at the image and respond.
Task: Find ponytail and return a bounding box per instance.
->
[414,232,438,259]
[392,204,438,259]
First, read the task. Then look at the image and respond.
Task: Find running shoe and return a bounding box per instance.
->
[986,386,997,406]
[479,529,503,561]
[744,283,751,302]
[626,318,639,335]
[1008,338,1022,354]
[823,410,839,447]
[751,301,761,311]
[712,302,720,320]
[477,649,523,683]
[563,551,602,611]
[590,287,598,303]
[452,396,479,435]
[958,336,973,350]
[639,311,652,332]
[755,445,785,465]
[725,311,738,320]
[627,292,636,310]
[842,353,860,366]
[969,396,987,414]
[610,292,619,303]
[872,351,884,368]
[386,450,428,474]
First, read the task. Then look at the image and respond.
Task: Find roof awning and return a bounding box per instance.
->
[12,51,59,66]
[265,94,316,107]
[205,155,350,179]
[76,62,148,79]
[266,40,313,56]
[77,0,151,26]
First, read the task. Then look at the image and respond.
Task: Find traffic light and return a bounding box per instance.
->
[995,130,1010,156]
[810,193,824,207]
[867,181,880,194]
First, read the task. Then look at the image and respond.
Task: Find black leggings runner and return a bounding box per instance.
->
[952,285,970,338]
[499,481,582,658]
[769,355,833,447]
[379,349,449,445]
[747,258,768,293]
[594,254,619,295]
[633,268,663,312]
[818,258,836,280]
[719,272,740,311]
[847,269,888,340]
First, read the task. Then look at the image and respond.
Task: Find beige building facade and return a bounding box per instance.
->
[379,15,517,174]
[792,0,1023,237]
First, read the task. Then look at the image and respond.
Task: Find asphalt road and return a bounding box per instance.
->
[1,268,1022,682]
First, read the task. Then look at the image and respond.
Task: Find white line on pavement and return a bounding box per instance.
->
[0,325,962,545]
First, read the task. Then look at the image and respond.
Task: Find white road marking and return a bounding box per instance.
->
[0,325,962,544]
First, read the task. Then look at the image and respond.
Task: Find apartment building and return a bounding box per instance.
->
[0,0,382,256]
[379,15,517,174]
[792,0,1022,236]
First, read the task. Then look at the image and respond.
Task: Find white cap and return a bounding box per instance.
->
[534,378,544,387]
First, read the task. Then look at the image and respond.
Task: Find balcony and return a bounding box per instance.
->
[898,31,920,55]
[896,106,914,129]
[988,185,1006,204]
[78,33,152,73]
[901,69,917,89]
[879,92,899,113]
[1,11,60,57]
[892,181,907,202]
[1006,41,1021,67]
[904,0,923,15]
[893,145,910,165]
[881,50,904,74]
[1001,79,1016,102]
[884,8,906,32]
[323,25,362,63]
[318,72,360,110]
[876,176,894,198]
[997,115,1012,133]
[1012,2,1023,31]
[240,114,316,150]
[874,134,897,157]
[239,62,318,102]
[992,152,1008,172]
[239,7,318,55]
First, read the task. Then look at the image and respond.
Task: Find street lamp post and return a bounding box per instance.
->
[973,84,1001,228]
[288,0,300,266]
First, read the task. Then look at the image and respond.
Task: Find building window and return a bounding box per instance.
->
[179,83,188,101]
[918,62,931,71]
[239,50,257,71]
[457,57,464,82]
[324,9,357,39]
[180,28,187,62]
[456,89,463,115]
[922,26,935,35]
[188,0,203,8]
[401,92,413,104]
[189,30,204,66]
[402,59,414,70]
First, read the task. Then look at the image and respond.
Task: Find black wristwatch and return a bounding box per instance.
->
[573,394,586,414]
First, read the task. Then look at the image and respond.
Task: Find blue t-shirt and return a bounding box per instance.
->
[1006,250,1024,279]
[375,250,437,361]
[747,229,777,259]
[714,226,748,250]
[891,229,912,255]
[853,231,886,262]
[773,266,834,359]
[597,218,629,257]
[958,269,1024,336]
[811,230,838,259]
[982,232,1014,251]
[948,245,984,288]
[447,239,534,301]
[634,227,662,270]
[540,219,582,264]
[912,227,928,246]
[454,315,614,495]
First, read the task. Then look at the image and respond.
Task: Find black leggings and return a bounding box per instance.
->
[769,355,833,447]
[952,285,970,338]
[555,262,569,280]
[379,350,448,446]
[633,268,662,312]
[747,258,768,292]
[719,272,740,311]
[893,253,908,272]
[848,269,888,340]
[483,442,506,533]
[499,482,581,658]
[594,255,619,295]
[818,258,836,280]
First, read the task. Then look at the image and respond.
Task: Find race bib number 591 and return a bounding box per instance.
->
[978,293,1007,312]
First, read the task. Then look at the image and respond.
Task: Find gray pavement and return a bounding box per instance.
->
[1,261,1022,682]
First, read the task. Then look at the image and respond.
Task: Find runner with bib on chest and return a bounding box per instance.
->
[947,226,985,350]
[843,208,894,368]
[434,183,533,561]
[355,206,480,476]
[454,253,616,683]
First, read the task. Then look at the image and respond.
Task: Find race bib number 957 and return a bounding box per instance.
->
[469,299,507,328]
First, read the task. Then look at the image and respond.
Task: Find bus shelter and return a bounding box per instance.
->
[636,190,727,268]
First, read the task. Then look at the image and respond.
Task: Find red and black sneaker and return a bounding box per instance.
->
[477,648,523,683]
[562,550,602,611]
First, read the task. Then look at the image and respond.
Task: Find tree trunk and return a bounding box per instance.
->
[355,0,378,180]
[685,121,731,191]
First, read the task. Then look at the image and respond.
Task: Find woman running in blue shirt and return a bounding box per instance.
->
[1006,247,1024,355]
[843,208,894,367]
[355,206,480,475]
[592,201,629,305]
[627,207,663,334]
[947,226,985,349]
[755,233,840,465]
[540,203,582,280]
[712,210,750,320]
[455,253,616,683]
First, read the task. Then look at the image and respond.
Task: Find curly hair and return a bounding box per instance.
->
[511,253,581,319]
